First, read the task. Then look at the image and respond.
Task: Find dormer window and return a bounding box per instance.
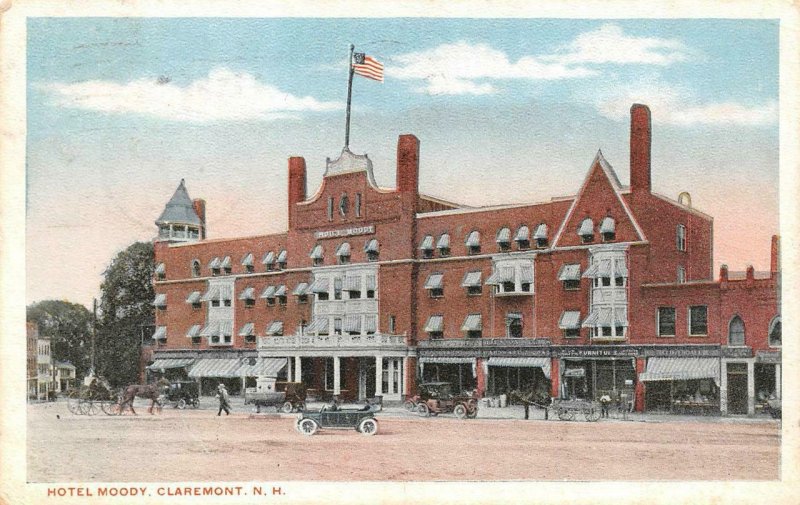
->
[534,223,548,248]
[420,235,434,259]
[578,218,594,243]
[310,244,324,267]
[241,253,254,273]
[191,260,201,278]
[600,217,616,242]
[277,250,287,269]
[262,251,275,271]
[496,228,511,252]
[465,231,481,255]
[336,242,351,265]
[437,233,450,257]
[219,256,231,275]
[515,225,530,250]
[364,239,379,261]
[208,257,221,276]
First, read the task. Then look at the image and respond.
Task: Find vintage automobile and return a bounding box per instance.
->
[295,404,378,436]
[163,380,200,409]
[244,380,306,413]
[411,382,478,419]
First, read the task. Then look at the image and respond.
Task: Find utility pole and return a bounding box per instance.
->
[91,298,97,376]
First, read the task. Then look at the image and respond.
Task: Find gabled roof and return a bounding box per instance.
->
[156,179,201,226]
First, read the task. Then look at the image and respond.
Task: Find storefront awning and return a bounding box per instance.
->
[486,357,551,379]
[236,357,287,377]
[188,358,242,378]
[639,358,720,386]
[147,358,194,371]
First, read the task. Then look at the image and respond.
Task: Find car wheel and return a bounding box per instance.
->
[281,401,294,414]
[298,418,318,436]
[359,418,378,436]
[403,400,416,412]
[453,404,468,419]
[583,407,600,422]
[417,403,430,417]
[177,399,187,410]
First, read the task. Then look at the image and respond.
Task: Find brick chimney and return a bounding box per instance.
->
[719,264,728,284]
[192,199,206,239]
[396,134,420,194]
[287,156,307,229]
[630,104,652,195]
[770,235,780,274]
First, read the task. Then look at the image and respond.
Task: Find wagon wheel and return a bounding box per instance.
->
[417,403,430,417]
[358,418,378,436]
[177,399,187,410]
[101,400,120,416]
[67,396,81,415]
[453,404,468,419]
[557,407,575,421]
[583,406,601,422]
[85,399,101,416]
[403,400,417,412]
[281,401,294,414]
[298,418,318,436]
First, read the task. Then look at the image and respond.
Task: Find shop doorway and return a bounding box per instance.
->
[726,363,748,414]
[357,358,376,400]
[754,363,777,402]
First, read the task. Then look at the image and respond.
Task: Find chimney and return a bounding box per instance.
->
[746,265,755,285]
[288,156,307,229]
[719,264,728,283]
[192,199,206,239]
[396,134,420,194]
[770,235,780,274]
[630,104,652,195]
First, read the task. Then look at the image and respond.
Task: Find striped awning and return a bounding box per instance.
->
[153,293,167,307]
[515,225,530,242]
[418,357,474,364]
[186,291,202,304]
[582,259,612,278]
[436,233,450,249]
[533,223,548,240]
[336,242,351,257]
[496,227,511,243]
[364,238,379,253]
[306,317,329,334]
[241,253,254,267]
[260,285,276,298]
[365,274,376,291]
[639,358,720,386]
[486,266,515,285]
[465,230,481,247]
[219,285,233,301]
[486,357,551,379]
[308,278,329,293]
[310,244,324,259]
[424,273,444,290]
[519,265,534,284]
[188,358,241,378]
[419,235,434,251]
[345,275,361,291]
[578,218,594,236]
[152,326,167,339]
[208,257,221,269]
[262,251,275,265]
[363,315,377,333]
[293,282,309,296]
[199,321,219,337]
[615,258,628,278]
[238,287,255,300]
[147,358,194,371]
[277,250,287,263]
[600,217,615,234]
[265,321,284,336]
[236,357,286,377]
[558,264,581,281]
[559,311,582,330]
[186,324,201,338]
[461,314,482,332]
[155,263,166,275]
[424,315,444,332]
[344,314,361,333]
[219,321,233,336]
[461,271,482,287]
[582,308,628,327]
[238,322,255,337]
[220,256,232,269]
[274,285,287,297]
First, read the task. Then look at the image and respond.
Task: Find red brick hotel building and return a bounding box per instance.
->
[147,104,781,415]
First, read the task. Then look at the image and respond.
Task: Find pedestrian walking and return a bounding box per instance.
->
[216,383,231,416]
[599,394,611,418]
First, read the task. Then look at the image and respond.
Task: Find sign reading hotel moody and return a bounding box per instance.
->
[314,225,375,240]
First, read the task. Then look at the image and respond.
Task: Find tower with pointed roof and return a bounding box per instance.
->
[155,179,205,242]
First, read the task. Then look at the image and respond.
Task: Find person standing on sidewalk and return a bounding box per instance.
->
[216,383,231,416]
[599,394,612,418]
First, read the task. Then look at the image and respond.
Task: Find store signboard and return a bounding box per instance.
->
[314,225,375,240]
[756,350,781,363]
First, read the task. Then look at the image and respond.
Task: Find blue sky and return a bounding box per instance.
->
[26,18,779,307]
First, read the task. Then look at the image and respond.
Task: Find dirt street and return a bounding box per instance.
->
[28,401,779,482]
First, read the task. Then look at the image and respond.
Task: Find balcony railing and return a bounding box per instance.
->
[258,333,406,349]
[418,338,552,349]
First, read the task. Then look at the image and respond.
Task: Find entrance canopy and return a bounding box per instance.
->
[639,358,720,386]
[486,357,551,379]
[188,358,241,378]
[147,358,195,371]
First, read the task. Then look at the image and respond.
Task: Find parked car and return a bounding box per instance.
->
[295,403,378,436]
[410,382,478,419]
[164,381,199,409]
[245,381,306,413]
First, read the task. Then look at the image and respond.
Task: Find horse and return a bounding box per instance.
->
[118,378,170,415]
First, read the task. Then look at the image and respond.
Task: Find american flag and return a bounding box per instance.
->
[352,53,384,82]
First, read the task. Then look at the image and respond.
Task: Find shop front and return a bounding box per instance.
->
[639,357,720,414]
[559,357,636,403]
[484,357,550,398]
[419,357,476,394]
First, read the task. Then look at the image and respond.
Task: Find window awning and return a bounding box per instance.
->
[486,357,551,379]
[309,244,324,259]
[241,253,254,267]
[155,263,166,275]
[615,258,628,278]
[345,275,361,291]
[600,217,615,234]
[486,267,515,285]
[208,257,221,269]
[364,238,379,253]
[238,287,255,301]
[201,285,220,301]
[582,259,612,278]
[465,231,481,247]
[186,291,202,304]
[188,358,241,378]
[273,285,287,297]
[344,314,361,333]
[186,324,201,338]
[336,242,351,257]
[363,315,377,333]
[519,265,534,284]
[265,321,283,336]
[152,326,167,339]
[220,256,232,269]
[260,285,276,299]
[461,271,482,287]
[147,358,194,371]
[238,322,255,337]
[424,273,444,290]
[424,315,444,332]
[533,223,548,240]
[293,282,309,296]
[639,358,720,386]
[436,233,450,249]
[305,317,329,334]
[496,228,511,243]
[308,278,329,293]
[276,250,287,263]
[515,225,530,242]
[582,308,628,327]
[559,311,582,329]
[199,321,220,337]
[419,235,434,251]
[153,293,167,307]
[262,251,275,265]
[236,357,286,377]
[558,264,581,281]
[365,274,376,291]
[578,218,594,236]
[219,321,233,336]
[418,357,474,364]
[461,314,482,332]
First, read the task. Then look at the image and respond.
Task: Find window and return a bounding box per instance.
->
[425,315,444,339]
[333,318,342,336]
[677,266,686,284]
[533,223,548,248]
[465,231,481,255]
[310,244,324,267]
[430,287,444,298]
[355,193,362,217]
[515,225,531,250]
[334,278,343,300]
[317,291,329,301]
[339,193,349,217]
[364,239,379,262]
[420,235,434,259]
[578,218,594,243]
[192,336,201,345]
[277,250,287,269]
[245,298,255,308]
[600,217,616,242]
[324,358,335,390]
[389,315,396,334]
[336,243,351,265]
[689,306,708,336]
[506,313,523,338]
[657,307,676,336]
[728,315,745,346]
[558,264,581,290]
[244,334,256,344]
[425,272,444,298]
[155,263,166,280]
[462,314,482,338]
[496,228,511,252]
[462,271,482,295]
[564,328,580,338]
[676,224,687,252]
[241,253,254,274]
[212,299,221,307]
[366,275,376,299]
[564,279,580,290]
[437,234,450,257]
[223,299,231,307]
[221,256,232,275]
[769,317,781,347]
[327,196,334,221]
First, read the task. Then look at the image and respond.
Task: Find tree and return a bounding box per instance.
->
[26,300,92,380]
[96,241,154,387]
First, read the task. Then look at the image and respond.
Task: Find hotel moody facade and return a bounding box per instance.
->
[145,104,781,415]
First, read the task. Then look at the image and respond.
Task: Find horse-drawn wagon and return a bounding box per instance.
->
[65,376,120,416]
[550,398,601,422]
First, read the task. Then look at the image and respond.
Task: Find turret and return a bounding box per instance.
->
[155,179,204,242]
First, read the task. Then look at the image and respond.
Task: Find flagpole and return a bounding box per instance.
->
[344,43,355,149]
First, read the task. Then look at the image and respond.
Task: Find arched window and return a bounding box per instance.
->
[768,317,781,347]
[728,315,745,346]
[191,260,201,278]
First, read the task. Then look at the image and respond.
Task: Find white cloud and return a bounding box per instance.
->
[39,67,342,122]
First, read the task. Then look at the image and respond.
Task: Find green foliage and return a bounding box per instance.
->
[26,300,92,379]
[96,241,155,387]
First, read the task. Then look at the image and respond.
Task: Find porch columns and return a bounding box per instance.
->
[747,360,755,415]
[286,357,292,382]
[775,364,781,399]
[294,356,302,383]
[402,356,410,397]
[720,359,728,415]
[333,356,341,397]
[375,355,383,397]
